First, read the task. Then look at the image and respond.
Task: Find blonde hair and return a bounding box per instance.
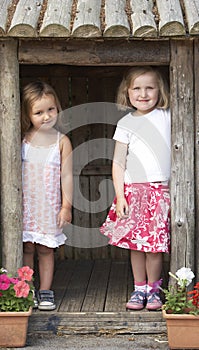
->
[21,81,62,138]
[116,66,169,110]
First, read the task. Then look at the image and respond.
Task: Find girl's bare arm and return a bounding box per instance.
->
[112,141,129,218]
[58,135,73,227]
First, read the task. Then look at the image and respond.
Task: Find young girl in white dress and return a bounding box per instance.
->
[100,66,171,310]
[21,81,73,310]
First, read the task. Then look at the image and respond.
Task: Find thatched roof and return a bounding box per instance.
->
[0,0,199,38]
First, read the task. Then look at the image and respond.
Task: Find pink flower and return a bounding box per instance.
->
[0,274,11,290]
[10,278,19,284]
[150,278,163,293]
[14,281,30,298]
[17,266,33,282]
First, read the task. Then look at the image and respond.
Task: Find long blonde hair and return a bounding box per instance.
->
[21,81,62,138]
[116,66,169,110]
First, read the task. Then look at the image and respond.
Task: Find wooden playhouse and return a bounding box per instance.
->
[0,0,199,334]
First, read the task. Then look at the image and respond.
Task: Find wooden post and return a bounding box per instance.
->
[170,40,195,275]
[0,39,22,273]
[194,38,199,281]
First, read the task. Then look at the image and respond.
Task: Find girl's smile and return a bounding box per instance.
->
[128,72,159,115]
[30,94,58,131]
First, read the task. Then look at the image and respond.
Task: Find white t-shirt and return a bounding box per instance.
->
[113,108,171,183]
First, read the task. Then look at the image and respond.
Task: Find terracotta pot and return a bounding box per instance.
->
[0,308,32,347]
[162,309,199,349]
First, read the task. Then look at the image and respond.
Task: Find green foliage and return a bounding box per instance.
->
[163,284,194,314]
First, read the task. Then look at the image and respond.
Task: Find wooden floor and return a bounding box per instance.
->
[29,259,167,335]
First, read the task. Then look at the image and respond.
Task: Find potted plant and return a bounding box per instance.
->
[0,266,34,347]
[161,267,199,349]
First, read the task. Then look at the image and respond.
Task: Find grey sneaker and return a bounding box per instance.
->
[38,290,56,311]
[33,289,38,309]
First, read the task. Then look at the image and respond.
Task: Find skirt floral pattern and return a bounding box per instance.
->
[100,183,170,253]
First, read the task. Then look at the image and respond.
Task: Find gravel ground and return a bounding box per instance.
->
[10,332,170,350]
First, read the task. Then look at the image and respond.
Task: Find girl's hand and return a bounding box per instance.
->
[116,197,129,220]
[57,207,72,228]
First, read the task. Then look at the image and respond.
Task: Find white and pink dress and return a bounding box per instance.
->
[22,132,66,248]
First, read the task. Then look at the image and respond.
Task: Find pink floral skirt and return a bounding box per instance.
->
[100,183,170,253]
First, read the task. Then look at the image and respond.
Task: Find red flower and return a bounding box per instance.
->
[188,282,199,309]
[0,274,10,291]
[17,266,33,282]
[14,281,30,298]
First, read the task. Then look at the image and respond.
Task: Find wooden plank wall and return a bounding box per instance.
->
[170,40,195,277]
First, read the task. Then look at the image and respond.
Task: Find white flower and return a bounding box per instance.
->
[175,267,195,287]
[0,268,7,273]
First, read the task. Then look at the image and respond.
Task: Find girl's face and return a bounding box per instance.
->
[128,72,159,115]
[30,94,58,131]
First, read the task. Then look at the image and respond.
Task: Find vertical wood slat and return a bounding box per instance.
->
[59,260,94,312]
[90,175,110,260]
[194,38,199,281]
[69,76,90,259]
[52,259,77,309]
[104,260,128,311]
[81,259,111,312]
[0,40,22,273]
[170,40,195,275]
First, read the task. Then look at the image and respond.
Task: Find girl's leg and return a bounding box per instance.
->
[36,244,54,290]
[36,244,56,311]
[23,242,35,269]
[146,252,163,283]
[23,242,38,307]
[145,252,163,310]
[130,250,147,282]
[126,250,147,310]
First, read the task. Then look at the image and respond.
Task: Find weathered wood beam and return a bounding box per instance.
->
[130,0,157,37]
[29,310,166,334]
[0,39,22,273]
[8,0,43,37]
[18,39,170,65]
[104,0,130,37]
[194,38,199,281]
[72,0,101,37]
[170,40,195,275]
[183,0,199,35]
[0,0,12,35]
[40,0,72,37]
[156,0,185,36]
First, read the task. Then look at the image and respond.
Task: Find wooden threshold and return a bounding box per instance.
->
[28,259,167,335]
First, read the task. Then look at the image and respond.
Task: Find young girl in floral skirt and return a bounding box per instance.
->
[100,66,171,310]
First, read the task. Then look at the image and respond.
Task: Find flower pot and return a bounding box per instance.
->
[162,309,199,349]
[0,308,32,347]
